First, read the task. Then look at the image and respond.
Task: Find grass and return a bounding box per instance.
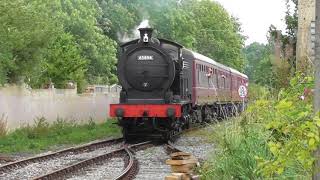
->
[199,109,310,179]
[0,117,121,153]
[200,116,272,179]
[0,114,7,137]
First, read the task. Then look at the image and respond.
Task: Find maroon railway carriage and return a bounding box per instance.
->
[190,51,248,105]
[110,28,248,141]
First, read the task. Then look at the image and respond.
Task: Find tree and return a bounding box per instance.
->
[121,0,245,71]
[0,0,245,88]
[97,0,139,43]
[243,42,277,87]
[0,0,62,84]
[38,33,87,91]
[187,0,244,70]
[151,5,197,48]
[58,0,117,84]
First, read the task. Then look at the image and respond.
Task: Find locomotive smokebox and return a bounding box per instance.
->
[139,27,153,43]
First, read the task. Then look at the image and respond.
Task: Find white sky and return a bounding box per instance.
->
[214,0,287,45]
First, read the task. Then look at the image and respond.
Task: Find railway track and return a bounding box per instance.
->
[132,141,190,180]
[0,138,124,179]
[0,131,196,180]
[33,141,153,180]
[166,141,182,154]
[32,141,180,180]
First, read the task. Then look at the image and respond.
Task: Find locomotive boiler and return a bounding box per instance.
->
[110,28,248,141]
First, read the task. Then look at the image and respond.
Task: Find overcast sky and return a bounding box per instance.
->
[214,0,287,45]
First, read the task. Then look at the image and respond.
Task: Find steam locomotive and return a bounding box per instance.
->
[110,28,248,141]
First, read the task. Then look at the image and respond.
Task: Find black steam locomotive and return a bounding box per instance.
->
[110,28,248,141]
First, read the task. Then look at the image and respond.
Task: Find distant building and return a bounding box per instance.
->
[84,84,121,94]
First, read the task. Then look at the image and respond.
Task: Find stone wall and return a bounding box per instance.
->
[0,85,119,130]
[296,0,315,72]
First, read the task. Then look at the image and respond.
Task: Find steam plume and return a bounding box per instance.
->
[117,19,150,43]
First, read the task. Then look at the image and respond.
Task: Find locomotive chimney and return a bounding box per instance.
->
[138,27,153,43]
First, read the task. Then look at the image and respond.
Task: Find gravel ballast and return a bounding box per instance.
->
[0,143,123,180]
[134,128,214,179]
[67,157,125,180]
[0,127,215,180]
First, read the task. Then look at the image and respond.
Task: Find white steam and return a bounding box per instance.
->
[138,19,150,29]
[117,19,150,43]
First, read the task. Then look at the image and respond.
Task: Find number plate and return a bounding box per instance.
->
[137,55,154,61]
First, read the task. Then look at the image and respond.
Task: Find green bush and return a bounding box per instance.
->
[257,74,315,178]
[248,83,271,101]
[202,74,316,179]
[201,101,273,179]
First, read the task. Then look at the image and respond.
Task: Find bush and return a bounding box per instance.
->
[201,74,316,179]
[201,100,273,179]
[257,74,315,178]
[248,84,271,101]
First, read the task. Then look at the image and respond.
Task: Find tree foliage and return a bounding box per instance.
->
[40,33,87,89]
[0,0,60,84]
[0,0,245,90]
[58,0,117,85]
[243,43,276,87]
[106,0,245,70]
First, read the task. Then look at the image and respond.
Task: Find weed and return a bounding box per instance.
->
[0,114,7,137]
[201,115,272,179]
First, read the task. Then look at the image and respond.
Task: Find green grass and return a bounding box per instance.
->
[199,113,310,179]
[200,117,272,179]
[0,118,121,153]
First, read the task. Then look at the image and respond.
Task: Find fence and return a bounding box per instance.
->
[0,85,119,130]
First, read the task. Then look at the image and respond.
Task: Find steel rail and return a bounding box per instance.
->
[33,141,152,180]
[0,137,124,174]
[166,141,183,154]
[113,148,135,180]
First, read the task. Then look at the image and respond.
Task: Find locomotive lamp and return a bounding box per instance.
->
[115,108,124,117]
[143,33,149,43]
[139,27,153,43]
[167,108,176,118]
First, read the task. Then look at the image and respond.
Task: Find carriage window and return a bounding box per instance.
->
[212,71,217,88]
